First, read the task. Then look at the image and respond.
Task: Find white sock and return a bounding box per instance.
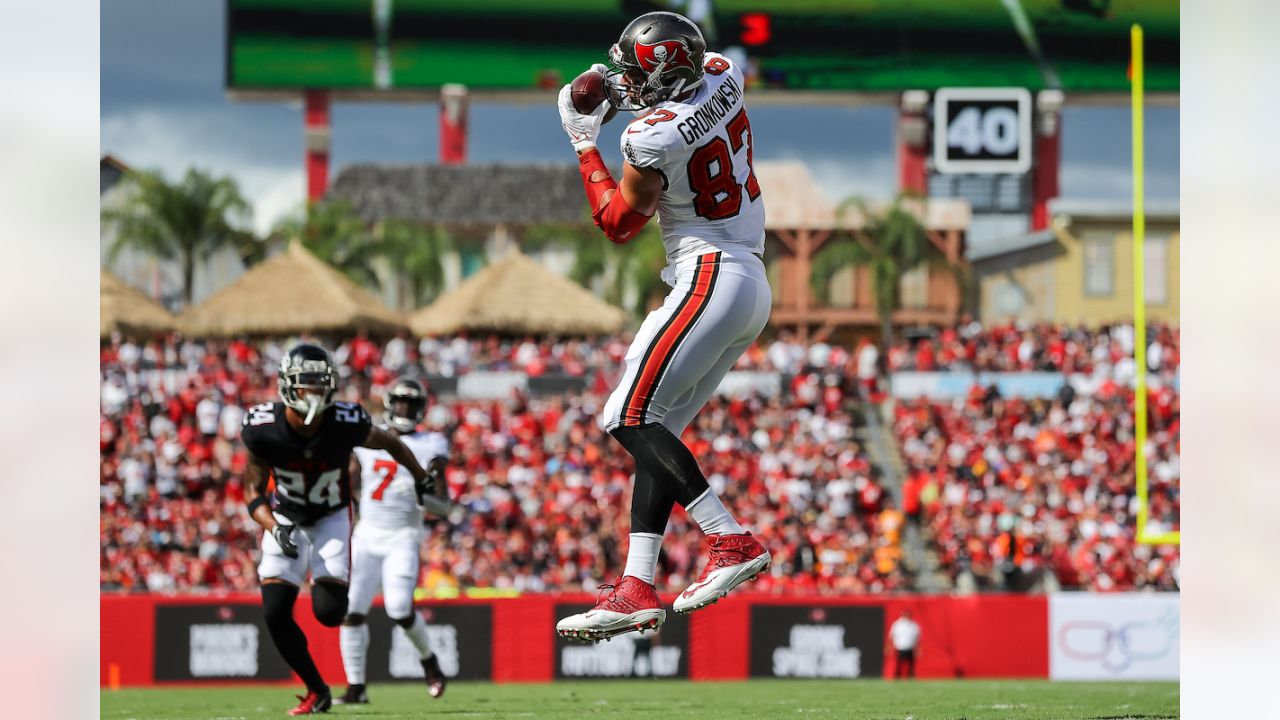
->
[400,612,434,660]
[339,623,369,685]
[686,489,746,536]
[623,532,663,585]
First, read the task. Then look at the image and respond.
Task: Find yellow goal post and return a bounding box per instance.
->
[1132,24,1179,546]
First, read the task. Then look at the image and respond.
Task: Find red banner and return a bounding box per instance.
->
[101,593,1048,687]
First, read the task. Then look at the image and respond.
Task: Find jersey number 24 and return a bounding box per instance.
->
[274,468,343,507]
[688,108,761,221]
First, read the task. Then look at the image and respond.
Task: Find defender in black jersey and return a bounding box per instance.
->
[239,342,438,716]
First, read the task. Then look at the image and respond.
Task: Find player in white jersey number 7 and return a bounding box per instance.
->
[555,11,772,644]
[335,378,452,705]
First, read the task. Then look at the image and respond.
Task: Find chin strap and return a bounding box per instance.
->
[578,148,652,245]
[303,399,320,425]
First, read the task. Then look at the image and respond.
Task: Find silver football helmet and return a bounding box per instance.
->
[606,11,707,111]
[278,342,338,425]
[383,378,427,434]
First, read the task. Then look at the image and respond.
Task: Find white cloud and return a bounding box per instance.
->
[251,170,306,235]
[801,155,897,204]
[101,108,304,234]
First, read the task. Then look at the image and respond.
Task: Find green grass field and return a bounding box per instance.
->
[102,679,1178,720]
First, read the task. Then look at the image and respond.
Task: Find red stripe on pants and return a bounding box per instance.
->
[622,255,718,426]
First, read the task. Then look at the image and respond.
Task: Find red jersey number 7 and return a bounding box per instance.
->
[371,459,397,501]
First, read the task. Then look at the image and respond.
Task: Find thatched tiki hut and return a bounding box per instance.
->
[410,251,626,336]
[180,242,406,337]
[100,268,178,338]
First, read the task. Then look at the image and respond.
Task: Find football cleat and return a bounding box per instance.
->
[555,576,666,643]
[333,684,367,705]
[673,532,770,614]
[422,655,447,698]
[287,688,333,715]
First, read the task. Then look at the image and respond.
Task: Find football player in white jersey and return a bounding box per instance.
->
[336,379,450,704]
[555,11,771,643]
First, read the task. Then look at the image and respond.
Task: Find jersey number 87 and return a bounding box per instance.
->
[688,108,761,221]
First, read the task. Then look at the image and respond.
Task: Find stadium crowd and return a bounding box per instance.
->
[100,322,1179,595]
[893,380,1181,592]
[99,332,904,595]
[884,320,1180,378]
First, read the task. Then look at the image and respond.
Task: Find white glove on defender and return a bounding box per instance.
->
[557,64,613,153]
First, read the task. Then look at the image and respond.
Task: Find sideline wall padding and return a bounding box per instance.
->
[100,593,1054,686]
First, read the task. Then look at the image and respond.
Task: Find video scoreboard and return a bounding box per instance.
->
[226,0,1178,95]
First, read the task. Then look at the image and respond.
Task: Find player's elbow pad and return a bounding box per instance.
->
[593,192,652,244]
[578,148,652,244]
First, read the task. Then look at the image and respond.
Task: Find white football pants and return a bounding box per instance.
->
[601,248,771,435]
[346,523,424,620]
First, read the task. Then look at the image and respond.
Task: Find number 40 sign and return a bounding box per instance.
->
[933,87,1033,175]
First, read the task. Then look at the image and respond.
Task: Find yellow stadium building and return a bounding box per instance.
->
[971,200,1179,325]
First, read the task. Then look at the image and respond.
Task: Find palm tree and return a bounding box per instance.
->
[608,222,670,314]
[379,219,455,308]
[810,193,965,348]
[523,216,668,317]
[523,219,607,286]
[102,167,252,306]
[271,200,384,289]
[229,226,275,268]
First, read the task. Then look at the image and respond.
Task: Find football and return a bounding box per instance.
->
[570,69,619,124]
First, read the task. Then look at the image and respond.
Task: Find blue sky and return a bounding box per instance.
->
[101,0,1179,235]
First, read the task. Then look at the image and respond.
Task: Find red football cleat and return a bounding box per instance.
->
[287,688,332,715]
[673,532,770,614]
[555,575,666,642]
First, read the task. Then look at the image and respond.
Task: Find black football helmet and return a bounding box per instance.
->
[278,342,338,425]
[606,11,707,111]
[383,378,427,434]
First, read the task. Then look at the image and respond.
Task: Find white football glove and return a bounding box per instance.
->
[420,494,454,518]
[557,63,613,153]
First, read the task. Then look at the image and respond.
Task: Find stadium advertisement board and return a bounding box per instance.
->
[153,603,293,681]
[364,604,493,682]
[748,605,885,678]
[456,371,528,400]
[1049,594,1179,681]
[103,594,1054,685]
[428,371,773,399]
[891,371,1180,400]
[715,371,783,399]
[553,603,690,679]
[891,371,1068,399]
